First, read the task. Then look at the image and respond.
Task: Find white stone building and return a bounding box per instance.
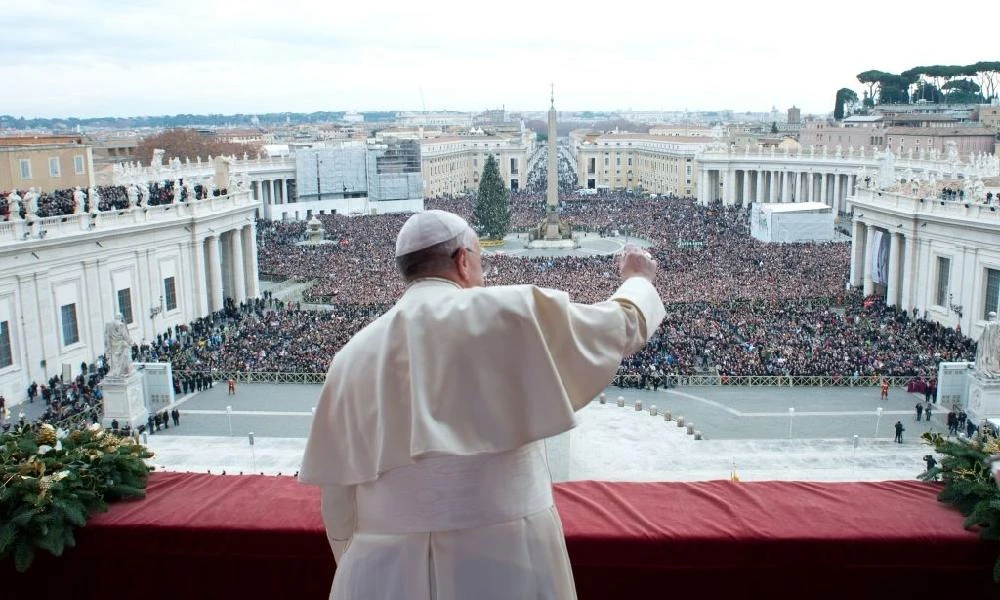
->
[849,184,1000,340]
[569,130,710,196]
[0,191,259,406]
[696,143,998,215]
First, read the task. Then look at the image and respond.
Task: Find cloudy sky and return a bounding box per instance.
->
[4,0,997,118]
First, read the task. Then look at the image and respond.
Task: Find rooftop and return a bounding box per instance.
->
[0,135,86,147]
[884,126,996,136]
[763,202,832,214]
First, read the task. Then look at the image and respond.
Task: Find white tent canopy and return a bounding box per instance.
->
[750,202,836,243]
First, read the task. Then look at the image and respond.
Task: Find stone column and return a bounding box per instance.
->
[243,223,260,299]
[863,226,876,296]
[770,171,779,202]
[699,169,709,205]
[782,171,790,202]
[269,180,277,206]
[900,234,915,312]
[206,235,224,312]
[806,172,814,202]
[833,174,842,213]
[850,220,865,287]
[886,232,902,307]
[229,228,246,304]
[820,173,828,206]
[756,170,765,203]
[741,170,750,206]
[916,239,933,315]
[192,237,208,317]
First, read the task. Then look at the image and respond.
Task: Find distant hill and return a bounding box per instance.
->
[0,111,399,131]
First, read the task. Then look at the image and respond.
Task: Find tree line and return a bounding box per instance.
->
[836,62,1000,117]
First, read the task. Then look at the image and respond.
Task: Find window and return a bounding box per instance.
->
[49,157,60,177]
[19,159,31,180]
[164,276,178,311]
[935,257,951,307]
[117,288,133,324]
[985,268,1000,319]
[60,304,79,346]
[0,321,11,368]
[74,155,85,174]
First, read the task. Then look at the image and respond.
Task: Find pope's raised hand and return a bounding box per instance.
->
[617,244,656,283]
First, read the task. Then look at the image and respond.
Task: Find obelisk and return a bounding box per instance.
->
[545,85,560,239]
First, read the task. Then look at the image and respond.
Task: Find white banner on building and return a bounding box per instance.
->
[869,230,890,285]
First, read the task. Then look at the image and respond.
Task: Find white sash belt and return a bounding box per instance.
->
[355,441,554,534]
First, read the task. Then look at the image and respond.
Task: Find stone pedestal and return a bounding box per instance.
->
[966,373,1000,424]
[102,371,148,429]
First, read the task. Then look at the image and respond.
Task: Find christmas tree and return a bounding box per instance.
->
[473,155,511,240]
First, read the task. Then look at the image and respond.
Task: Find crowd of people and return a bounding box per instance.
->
[132,295,385,375]
[0,180,228,220]
[241,194,976,381]
[7,193,979,432]
[4,363,107,432]
[257,194,849,307]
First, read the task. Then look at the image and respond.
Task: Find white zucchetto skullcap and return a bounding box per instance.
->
[395,210,472,257]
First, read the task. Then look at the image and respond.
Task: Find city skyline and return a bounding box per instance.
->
[4,0,998,119]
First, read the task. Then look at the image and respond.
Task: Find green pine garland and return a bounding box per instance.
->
[0,423,154,572]
[919,430,1000,581]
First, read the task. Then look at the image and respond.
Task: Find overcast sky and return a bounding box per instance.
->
[4,0,997,119]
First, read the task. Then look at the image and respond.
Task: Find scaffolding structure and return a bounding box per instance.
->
[294,140,422,203]
[369,139,422,202]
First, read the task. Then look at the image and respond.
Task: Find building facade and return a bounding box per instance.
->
[420,132,535,198]
[695,144,998,214]
[849,185,1000,340]
[0,190,259,406]
[1,136,95,193]
[570,131,709,196]
[979,105,1000,130]
[883,127,996,158]
[798,119,887,152]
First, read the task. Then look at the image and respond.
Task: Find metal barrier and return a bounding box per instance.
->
[175,371,917,389]
[174,371,327,385]
[611,374,914,388]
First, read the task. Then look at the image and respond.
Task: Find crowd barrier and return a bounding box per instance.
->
[174,370,918,389]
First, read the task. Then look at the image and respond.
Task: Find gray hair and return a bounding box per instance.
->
[395,227,478,282]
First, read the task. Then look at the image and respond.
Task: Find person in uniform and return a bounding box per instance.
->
[300,210,665,600]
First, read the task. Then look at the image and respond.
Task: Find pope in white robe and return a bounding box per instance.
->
[300,210,666,600]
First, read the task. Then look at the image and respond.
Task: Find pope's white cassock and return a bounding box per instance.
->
[300,276,665,599]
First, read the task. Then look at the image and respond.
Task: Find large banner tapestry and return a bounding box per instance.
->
[868,230,890,285]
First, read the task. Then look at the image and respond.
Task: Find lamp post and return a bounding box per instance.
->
[852,434,859,477]
[875,407,883,437]
[788,407,794,439]
[248,431,256,471]
[226,405,233,437]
